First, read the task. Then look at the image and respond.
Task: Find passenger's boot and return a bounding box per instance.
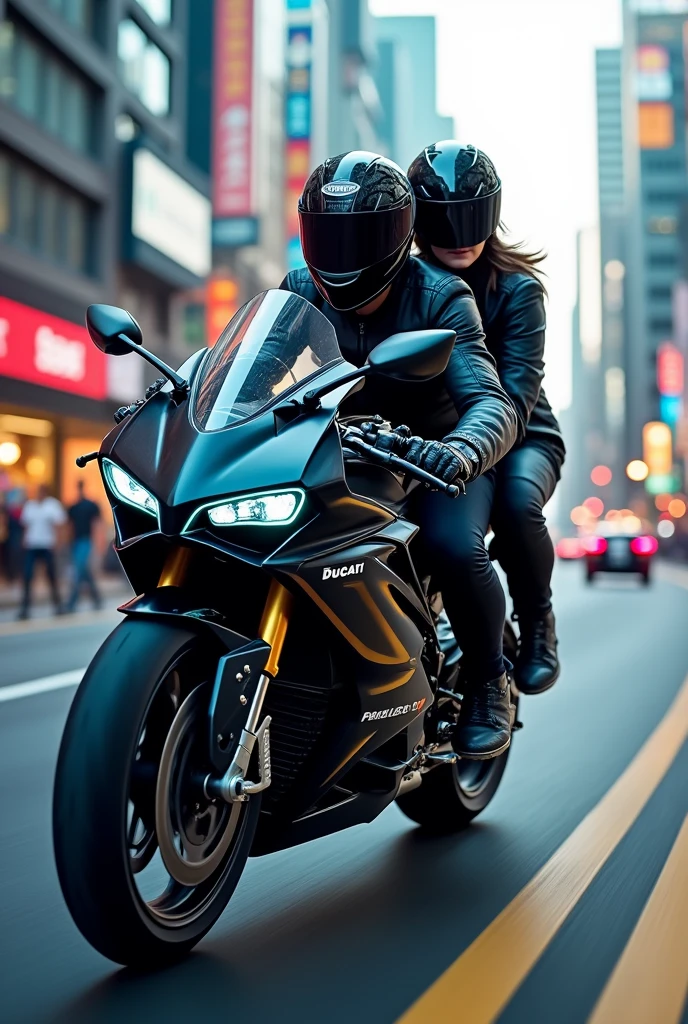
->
[515,610,560,695]
[453,673,513,760]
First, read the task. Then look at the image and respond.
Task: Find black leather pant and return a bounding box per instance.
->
[416,442,560,685]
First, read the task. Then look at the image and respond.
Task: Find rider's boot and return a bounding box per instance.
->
[452,673,513,760]
[515,610,560,695]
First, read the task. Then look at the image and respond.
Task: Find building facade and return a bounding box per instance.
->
[0,0,210,507]
[621,1,687,496]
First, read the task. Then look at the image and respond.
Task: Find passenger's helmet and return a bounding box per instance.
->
[408,141,502,249]
[298,151,415,311]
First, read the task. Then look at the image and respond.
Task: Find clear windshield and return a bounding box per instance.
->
[193,290,343,431]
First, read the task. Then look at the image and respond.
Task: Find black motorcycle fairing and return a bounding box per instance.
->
[119,588,254,651]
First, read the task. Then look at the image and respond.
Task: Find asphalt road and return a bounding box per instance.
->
[0,564,687,1024]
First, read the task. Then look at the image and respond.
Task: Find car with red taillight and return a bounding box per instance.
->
[583,528,658,584]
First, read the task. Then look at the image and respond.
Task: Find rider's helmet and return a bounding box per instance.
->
[407,141,502,249]
[298,151,415,312]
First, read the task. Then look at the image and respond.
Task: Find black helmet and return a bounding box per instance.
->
[408,141,502,250]
[298,151,415,311]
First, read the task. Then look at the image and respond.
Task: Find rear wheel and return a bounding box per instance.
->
[53,619,260,966]
[396,622,518,833]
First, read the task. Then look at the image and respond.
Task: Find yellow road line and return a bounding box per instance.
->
[397,673,688,1024]
[587,814,688,1024]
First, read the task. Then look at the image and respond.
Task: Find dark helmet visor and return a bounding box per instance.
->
[415,189,502,249]
[299,204,414,274]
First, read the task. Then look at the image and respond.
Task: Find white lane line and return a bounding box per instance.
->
[0,669,85,703]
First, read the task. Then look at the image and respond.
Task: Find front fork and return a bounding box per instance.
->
[205,579,292,803]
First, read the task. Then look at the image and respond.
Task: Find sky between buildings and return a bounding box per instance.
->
[370,0,623,411]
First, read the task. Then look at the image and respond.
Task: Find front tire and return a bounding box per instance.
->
[53,619,260,966]
[396,623,518,833]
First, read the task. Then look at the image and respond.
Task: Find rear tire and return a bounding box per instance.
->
[53,618,260,966]
[396,622,518,833]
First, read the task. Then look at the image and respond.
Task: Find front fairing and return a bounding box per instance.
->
[100,359,395,565]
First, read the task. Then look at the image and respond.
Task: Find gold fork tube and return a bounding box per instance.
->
[158,546,192,588]
[259,579,292,677]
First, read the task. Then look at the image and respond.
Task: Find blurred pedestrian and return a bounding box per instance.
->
[67,480,102,612]
[0,493,9,581]
[18,484,66,619]
[5,488,24,581]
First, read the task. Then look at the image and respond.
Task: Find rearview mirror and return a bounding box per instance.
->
[367,329,456,382]
[86,304,143,356]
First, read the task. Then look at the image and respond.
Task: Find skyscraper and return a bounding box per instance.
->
[621,0,687,498]
[596,48,627,508]
[372,15,453,169]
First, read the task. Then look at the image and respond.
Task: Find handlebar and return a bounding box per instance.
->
[342,430,463,498]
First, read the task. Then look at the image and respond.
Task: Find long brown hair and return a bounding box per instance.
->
[415,222,548,295]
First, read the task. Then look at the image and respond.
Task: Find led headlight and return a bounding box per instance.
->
[186,488,305,530]
[102,459,159,518]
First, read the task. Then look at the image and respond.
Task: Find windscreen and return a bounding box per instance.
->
[193,289,343,431]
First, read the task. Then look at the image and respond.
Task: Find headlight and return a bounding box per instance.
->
[186,488,305,531]
[102,459,159,518]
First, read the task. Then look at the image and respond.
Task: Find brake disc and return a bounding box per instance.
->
[155,685,242,887]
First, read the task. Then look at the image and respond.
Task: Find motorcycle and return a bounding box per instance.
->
[53,288,519,967]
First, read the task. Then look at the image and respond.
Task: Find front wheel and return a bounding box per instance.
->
[53,619,260,966]
[396,622,518,833]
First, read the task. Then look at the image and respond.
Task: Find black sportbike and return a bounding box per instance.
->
[53,289,519,966]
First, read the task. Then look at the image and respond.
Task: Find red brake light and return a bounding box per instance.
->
[583,536,608,555]
[630,535,658,556]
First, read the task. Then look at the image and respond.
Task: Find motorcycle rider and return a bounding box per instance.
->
[408,141,566,695]
[281,150,519,759]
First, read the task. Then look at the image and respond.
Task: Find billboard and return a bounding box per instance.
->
[285,1,314,270]
[657,342,684,396]
[132,149,211,277]
[212,0,255,219]
[207,277,240,347]
[0,297,107,400]
[638,101,675,148]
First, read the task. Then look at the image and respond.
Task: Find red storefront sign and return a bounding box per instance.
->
[0,296,107,400]
[212,0,255,217]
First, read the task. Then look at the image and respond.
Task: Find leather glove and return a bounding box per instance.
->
[401,436,477,484]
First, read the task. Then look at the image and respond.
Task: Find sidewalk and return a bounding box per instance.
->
[0,573,132,624]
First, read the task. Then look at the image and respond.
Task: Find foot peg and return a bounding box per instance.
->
[425,751,459,766]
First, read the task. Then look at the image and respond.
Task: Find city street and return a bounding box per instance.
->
[0,563,686,1024]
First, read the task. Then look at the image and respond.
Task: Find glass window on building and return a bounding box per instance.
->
[136,0,172,26]
[40,180,61,262]
[44,0,100,37]
[64,194,88,271]
[15,167,39,249]
[15,33,41,120]
[0,147,96,276]
[2,20,100,157]
[0,152,8,235]
[118,19,170,116]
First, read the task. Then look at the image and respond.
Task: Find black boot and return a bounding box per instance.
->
[515,610,560,695]
[453,673,513,760]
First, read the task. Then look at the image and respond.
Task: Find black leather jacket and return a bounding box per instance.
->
[280,256,518,476]
[450,256,566,464]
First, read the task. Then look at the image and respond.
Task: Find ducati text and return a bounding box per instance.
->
[322,562,364,580]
